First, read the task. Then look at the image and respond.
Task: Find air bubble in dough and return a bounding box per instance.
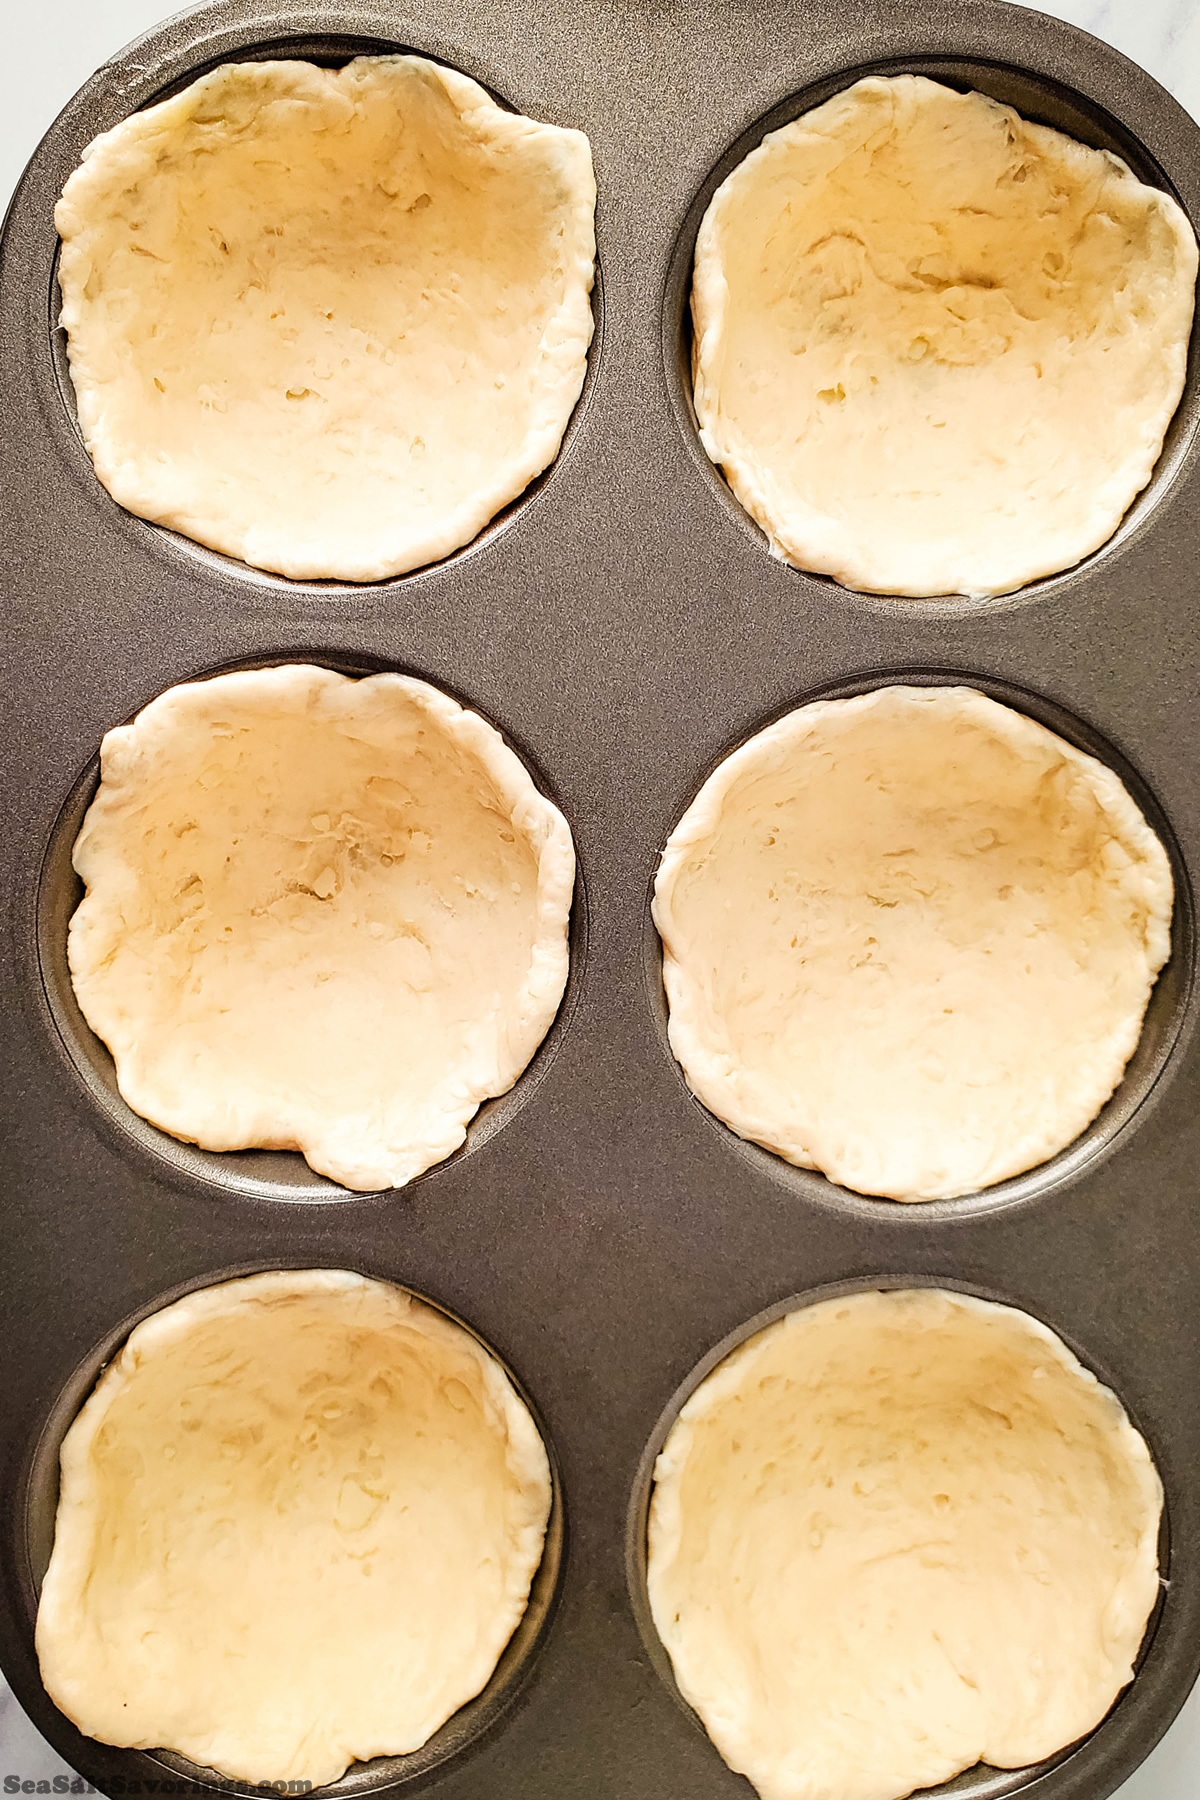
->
[67,664,576,1191]
[36,1270,553,1787]
[55,56,596,581]
[691,74,1198,597]
[647,1287,1163,1800]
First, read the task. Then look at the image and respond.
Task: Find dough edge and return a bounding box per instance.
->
[651,685,1174,1200]
[67,664,577,1191]
[55,56,598,582]
[691,74,1199,599]
[646,1286,1164,1800]
[35,1268,554,1784]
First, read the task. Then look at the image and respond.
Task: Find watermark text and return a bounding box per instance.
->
[3,1779,311,1795]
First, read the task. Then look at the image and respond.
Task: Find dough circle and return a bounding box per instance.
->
[647,1287,1163,1800]
[691,74,1198,598]
[55,55,596,581]
[652,685,1173,1201]
[67,664,575,1191]
[36,1269,554,1788]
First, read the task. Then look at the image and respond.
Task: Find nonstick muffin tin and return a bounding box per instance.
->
[2,1,1200,1797]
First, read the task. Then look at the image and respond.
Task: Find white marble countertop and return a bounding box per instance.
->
[5,0,1198,204]
[2,0,1198,1795]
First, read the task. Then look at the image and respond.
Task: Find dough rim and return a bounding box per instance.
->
[652,685,1174,1200]
[55,56,598,583]
[691,74,1198,599]
[647,1286,1164,1800]
[35,1269,554,1786]
[67,665,577,1191]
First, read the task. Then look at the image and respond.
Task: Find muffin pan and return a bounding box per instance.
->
[3,1,1200,1797]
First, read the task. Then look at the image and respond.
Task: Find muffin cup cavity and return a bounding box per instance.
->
[662,55,1200,616]
[21,1263,566,1797]
[41,25,603,594]
[626,1274,1172,1800]
[645,670,1196,1223]
[36,652,587,1204]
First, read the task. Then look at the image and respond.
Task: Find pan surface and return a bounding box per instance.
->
[3,3,1200,1798]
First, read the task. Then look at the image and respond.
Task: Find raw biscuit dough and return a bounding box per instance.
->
[647,1287,1163,1800]
[55,55,596,581]
[691,74,1198,597]
[36,1269,553,1787]
[652,685,1173,1200]
[67,664,575,1190]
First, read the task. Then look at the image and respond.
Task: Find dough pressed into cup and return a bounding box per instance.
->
[67,664,575,1190]
[55,55,596,581]
[647,1286,1163,1800]
[36,1269,554,1788]
[652,685,1173,1201]
[691,74,1198,598]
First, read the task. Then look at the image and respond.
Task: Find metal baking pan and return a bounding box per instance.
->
[2,1,1200,1796]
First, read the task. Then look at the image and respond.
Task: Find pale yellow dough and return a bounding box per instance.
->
[647,1287,1162,1800]
[36,1270,553,1788]
[68,664,575,1190]
[55,56,596,581]
[652,686,1172,1201]
[692,74,1198,597]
